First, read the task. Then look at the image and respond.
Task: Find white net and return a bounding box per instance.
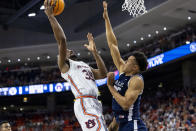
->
[122,0,147,17]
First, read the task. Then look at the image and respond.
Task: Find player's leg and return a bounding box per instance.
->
[74,98,108,131]
[118,122,128,131]
[118,120,147,131]
[137,119,147,131]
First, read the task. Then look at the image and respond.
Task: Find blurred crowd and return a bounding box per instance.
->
[1,110,81,131]
[0,67,64,87]
[141,86,196,131]
[0,25,196,131]
[128,25,196,58]
[0,25,196,86]
[1,86,195,131]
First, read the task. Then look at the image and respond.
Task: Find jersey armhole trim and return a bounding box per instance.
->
[61,59,73,75]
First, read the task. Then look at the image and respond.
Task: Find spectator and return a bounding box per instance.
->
[0,121,12,131]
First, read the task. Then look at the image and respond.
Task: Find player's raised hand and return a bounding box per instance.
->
[103,1,108,19]
[107,72,115,87]
[44,0,56,17]
[84,33,97,53]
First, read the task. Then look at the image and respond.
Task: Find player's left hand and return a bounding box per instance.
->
[107,72,115,87]
[103,1,108,19]
[84,33,97,53]
[44,0,56,17]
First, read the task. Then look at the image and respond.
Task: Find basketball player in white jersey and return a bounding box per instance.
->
[44,0,108,130]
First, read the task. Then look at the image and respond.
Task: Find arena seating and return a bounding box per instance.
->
[0,25,196,131]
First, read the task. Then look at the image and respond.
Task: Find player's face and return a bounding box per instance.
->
[66,49,77,60]
[0,123,12,131]
[123,56,139,74]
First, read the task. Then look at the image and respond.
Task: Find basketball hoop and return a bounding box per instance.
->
[122,0,147,17]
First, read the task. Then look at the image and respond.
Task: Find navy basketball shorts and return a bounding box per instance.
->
[119,119,147,131]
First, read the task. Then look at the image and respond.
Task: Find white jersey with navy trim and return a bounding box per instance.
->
[61,59,98,98]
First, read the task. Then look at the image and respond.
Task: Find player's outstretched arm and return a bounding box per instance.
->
[84,33,107,79]
[44,0,69,73]
[103,1,125,73]
[107,72,143,111]
[108,117,119,131]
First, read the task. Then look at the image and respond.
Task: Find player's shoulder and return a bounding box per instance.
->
[69,59,85,65]
[68,59,82,67]
[129,74,144,86]
[60,59,74,74]
[132,74,143,81]
[65,59,88,71]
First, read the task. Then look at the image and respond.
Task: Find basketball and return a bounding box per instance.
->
[50,0,65,16]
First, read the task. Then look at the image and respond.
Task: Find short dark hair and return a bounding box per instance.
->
[132,51,148,72]
[0,121,9,127]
